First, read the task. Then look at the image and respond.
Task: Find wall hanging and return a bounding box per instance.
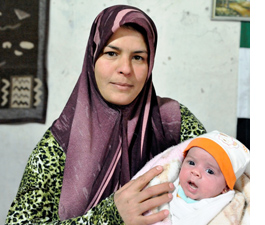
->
[0,0,49,123]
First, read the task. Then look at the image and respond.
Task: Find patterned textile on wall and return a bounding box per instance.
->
[0,0,49,123]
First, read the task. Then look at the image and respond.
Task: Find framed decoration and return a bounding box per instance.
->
[212,0,250,21]
[0,0,49,123]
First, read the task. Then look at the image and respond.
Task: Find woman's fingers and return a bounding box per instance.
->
[132,166,164,191]
[129,166,175,205]
[140,209,170,225]
[137,184,174,213]
[114,166,175,225]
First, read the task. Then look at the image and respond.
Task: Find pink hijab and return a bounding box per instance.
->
[51,5,181,220]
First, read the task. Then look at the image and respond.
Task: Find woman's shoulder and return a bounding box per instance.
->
[156,96,179,108]
[179,103,207,142]
[156,96,181,121]
[36,128,65,156]
[156,97,206,139]
[27,128,66,175]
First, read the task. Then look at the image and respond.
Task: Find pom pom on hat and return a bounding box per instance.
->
[183,131,250,190]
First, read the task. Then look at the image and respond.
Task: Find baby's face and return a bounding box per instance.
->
[179,147,228,200]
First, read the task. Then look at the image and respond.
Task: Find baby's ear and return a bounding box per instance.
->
[222,185,230,194]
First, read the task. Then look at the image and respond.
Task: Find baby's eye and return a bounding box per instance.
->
[206,169,214,175]
[188,160,195,166]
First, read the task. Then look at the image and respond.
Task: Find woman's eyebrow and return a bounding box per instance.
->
[106,45,120,51]
[134,50,148,54]
[106,45,148,54]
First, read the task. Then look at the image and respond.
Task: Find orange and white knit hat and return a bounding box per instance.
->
[183,130,250,190]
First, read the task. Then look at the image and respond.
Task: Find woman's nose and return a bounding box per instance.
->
[118,57,131,75]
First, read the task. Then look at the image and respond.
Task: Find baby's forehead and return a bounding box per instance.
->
[186,147,220,165]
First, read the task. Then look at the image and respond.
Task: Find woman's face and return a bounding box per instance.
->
[95,26,149,106]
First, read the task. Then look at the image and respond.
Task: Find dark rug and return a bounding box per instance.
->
[0,0,49,123]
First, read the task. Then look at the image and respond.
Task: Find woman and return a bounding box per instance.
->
[5,5,206,224]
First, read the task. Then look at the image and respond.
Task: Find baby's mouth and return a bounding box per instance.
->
[188,181,198,189]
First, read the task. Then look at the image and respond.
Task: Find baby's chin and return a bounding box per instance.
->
[185,191,215,200]
[183,181,200,199]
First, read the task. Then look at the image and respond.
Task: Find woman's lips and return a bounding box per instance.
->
[111,82,133,90]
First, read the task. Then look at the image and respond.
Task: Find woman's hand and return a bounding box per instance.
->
[114,166,174,225]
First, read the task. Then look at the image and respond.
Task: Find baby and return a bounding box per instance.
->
[132,130,250,225]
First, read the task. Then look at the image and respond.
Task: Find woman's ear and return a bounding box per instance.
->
[222,185,230,194]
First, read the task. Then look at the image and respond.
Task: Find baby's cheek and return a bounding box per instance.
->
[178,170,186,185]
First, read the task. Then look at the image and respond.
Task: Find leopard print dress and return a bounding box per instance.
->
[5,104,206,224]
